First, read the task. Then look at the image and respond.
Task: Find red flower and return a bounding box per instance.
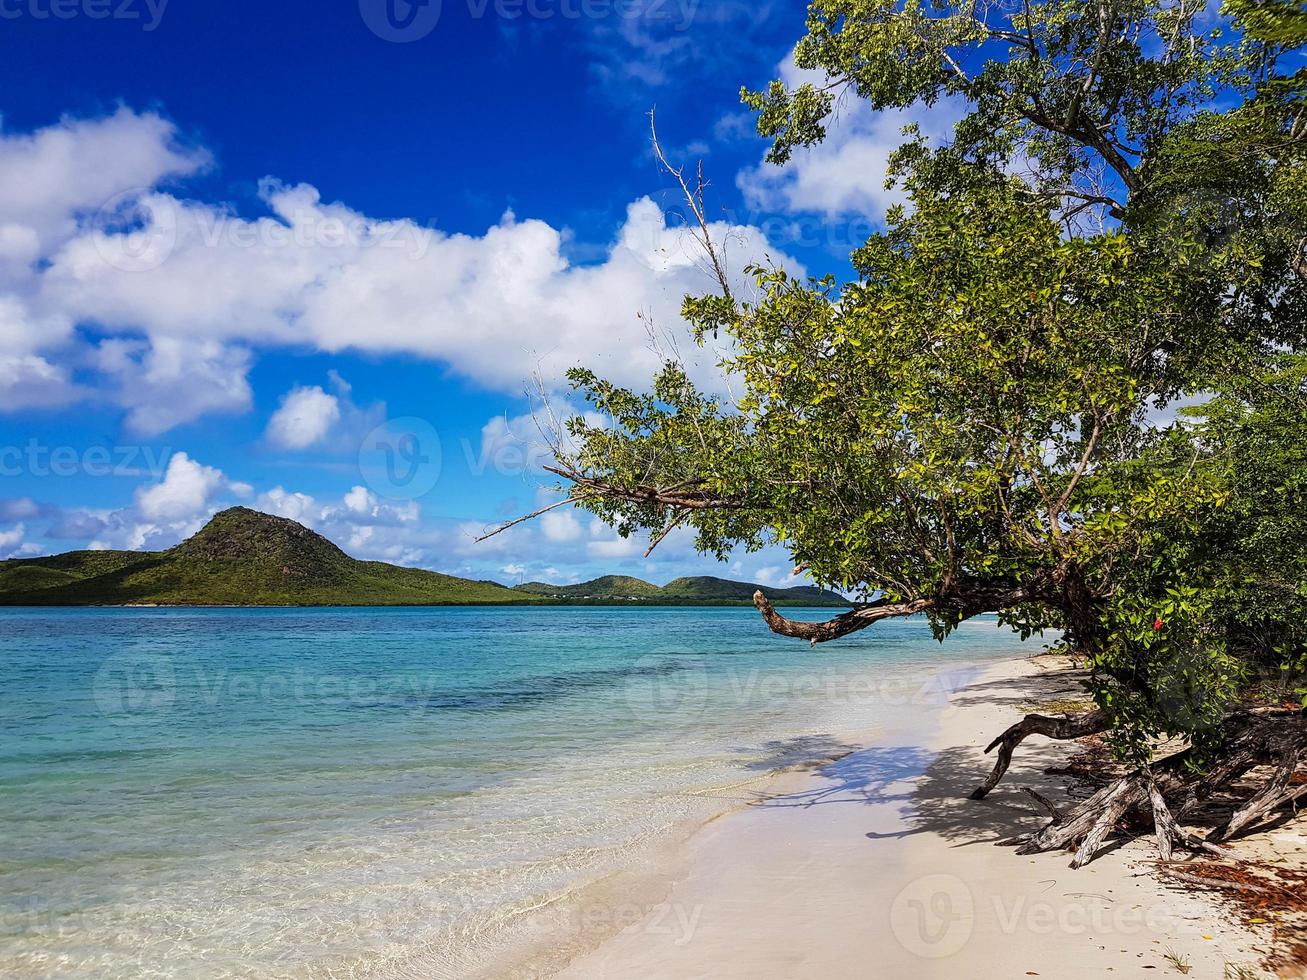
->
[1153,617,1164,632]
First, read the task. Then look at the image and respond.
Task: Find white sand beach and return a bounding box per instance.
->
[540,655,1295,980]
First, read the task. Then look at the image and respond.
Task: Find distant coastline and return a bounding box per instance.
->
[0,599,850,609]
[0,507,851,609]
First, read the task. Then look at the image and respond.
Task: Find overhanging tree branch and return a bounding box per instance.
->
[543,464,747,511]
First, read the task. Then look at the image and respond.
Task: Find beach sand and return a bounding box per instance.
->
[542,654,1291,980]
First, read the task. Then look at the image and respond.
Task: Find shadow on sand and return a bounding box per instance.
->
[742,661,1106,849]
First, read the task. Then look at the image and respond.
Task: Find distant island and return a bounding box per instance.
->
[510,574,844,604]
[0,507,850,608]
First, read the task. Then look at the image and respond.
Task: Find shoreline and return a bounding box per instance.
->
[532,654,1285,980]
[450,657,989,979]
[430,663,997,980]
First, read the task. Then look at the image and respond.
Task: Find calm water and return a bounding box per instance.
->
[0,607,1034,978]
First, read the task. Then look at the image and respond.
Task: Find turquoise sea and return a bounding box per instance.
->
[0,607,1035,978]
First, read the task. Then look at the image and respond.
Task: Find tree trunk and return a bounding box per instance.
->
[971,709,1110,799]
[994,709,1306,866]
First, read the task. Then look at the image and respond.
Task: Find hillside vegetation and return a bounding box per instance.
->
[0,508,527,606]
[513,574,847,605]
[0,508,851,608]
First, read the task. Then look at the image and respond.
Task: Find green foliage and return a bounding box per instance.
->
[562,0,1306,762]
[1225,0,1307,44]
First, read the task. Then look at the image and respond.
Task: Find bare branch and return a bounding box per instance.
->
[474,495,586,543]
[644,508,691,557]
[650,109,734,303]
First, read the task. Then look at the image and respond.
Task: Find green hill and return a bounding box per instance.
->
[512,574,847,606]
[0,508,527,607]
[0,508,852,608]
[514,575,663,598]
[660,575,845,603]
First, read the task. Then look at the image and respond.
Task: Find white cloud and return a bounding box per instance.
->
[584,517,645,560]
[473,402,606,479]
[0,352,77,410]
[0,107,208,251]
[135,451,228,521]
[333,485,418,526]
[736,55,962,220]
[0,523,25,557]
[96,336,253,435]
[46,189,796,394]
[76,450,249,553]
[0,497,44,521]
[541,508,584,543]
[0,294,79,409]
[266,384,341,449]
[752,565,792,588]
[0,108,810,434]
[257,486,319,526]
[0,110,207,417]
[342,485,372,514]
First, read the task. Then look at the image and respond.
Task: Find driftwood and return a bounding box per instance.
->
[971,709,1111,800]
[992,708,1307,867]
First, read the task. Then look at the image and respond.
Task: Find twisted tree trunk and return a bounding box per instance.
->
[971,709,1111,799]
[996,708,1307,866]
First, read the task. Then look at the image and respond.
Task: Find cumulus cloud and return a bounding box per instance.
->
[0,497,48,521]
[0,295,79,409]
[736,56,962,220]
[135,451,236,521]
[96,336,253,434]
[0,352,77,410]
[541,508,584,543]
[0,107,805,436]
[257,486,319,526]
[46,187,796,394]
[249,484,419,558]
[0,523,27,558]
[266,373,385,455]
[266,384,342,449]
[0,110,207,415]
[0,107,208,251]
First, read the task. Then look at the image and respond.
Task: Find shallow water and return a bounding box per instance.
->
[0,606,1036,978]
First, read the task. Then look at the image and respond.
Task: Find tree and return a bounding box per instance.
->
[538,0,1306,865]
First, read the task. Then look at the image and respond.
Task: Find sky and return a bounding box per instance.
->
[0,0,949,587]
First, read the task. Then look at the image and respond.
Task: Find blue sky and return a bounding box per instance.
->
[0,0,944,586]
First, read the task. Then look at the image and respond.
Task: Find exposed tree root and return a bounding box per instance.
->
[970,709,1110,799]
[988,708,1306,867]
[1211,730,1306,843]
